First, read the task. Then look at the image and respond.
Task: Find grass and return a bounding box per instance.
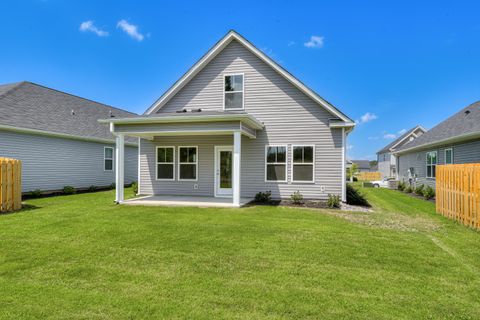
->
[1,187,479,319]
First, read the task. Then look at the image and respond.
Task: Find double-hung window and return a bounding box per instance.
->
[292,145,315,183]
[444,148,453,165]
[156,147,175,180]
[179,147,198,181]
[265,146,287,182]
[224,74,244,110]
[426,151,437,178]
[104,147,114,171]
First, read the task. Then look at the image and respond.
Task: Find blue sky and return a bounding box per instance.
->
[1,0,480,160]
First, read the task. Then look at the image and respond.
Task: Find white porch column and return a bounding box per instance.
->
[115,133,125,203]
[233,131,241,206]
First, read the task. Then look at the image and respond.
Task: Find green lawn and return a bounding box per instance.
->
[1,187,480,319]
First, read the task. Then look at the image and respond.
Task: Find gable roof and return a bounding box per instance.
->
[0,81,138,144]
[395,101,480,154]
[349,160,371,170]
[145,30,354,124]
[377,125,426,154]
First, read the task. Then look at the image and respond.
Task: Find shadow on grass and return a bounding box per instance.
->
[0,204,42,216]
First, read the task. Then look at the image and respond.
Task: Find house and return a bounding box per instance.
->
[348,160,374,173]
[395,101,480,187]
[376,125,426,178]
[0,81,138,193]
[100,30,355,206]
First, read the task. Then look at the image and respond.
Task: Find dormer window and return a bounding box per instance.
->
[224,74,244,110]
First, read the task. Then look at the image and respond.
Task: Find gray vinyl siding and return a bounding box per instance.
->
[139,133,341,199]
[138,39,343,199]
[139,135,232,196]
[397,138,480,188]
[0,130,137,192]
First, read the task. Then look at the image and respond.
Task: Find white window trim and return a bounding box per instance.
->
[223,73,245,110]
[104,146,114,172]
[444,148,453,165]
[178,146,198,181]
[156,146,175,181]
[264,145,288,183]
[426,150,438,179]
[291,145,315,183]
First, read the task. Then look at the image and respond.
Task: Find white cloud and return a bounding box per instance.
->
[304,35,324,48]
[356,112,378,124]
[79,21,108,37]
[347,144,354,150]
[117,19,144,41]
[368,136,379,140]
[398,128,407,135]
[288,41,296,47]
[383,133,397,139]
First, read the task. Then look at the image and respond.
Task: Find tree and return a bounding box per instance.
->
[347,163,359,182]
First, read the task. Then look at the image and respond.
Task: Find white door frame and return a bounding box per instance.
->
[214,145,233,197]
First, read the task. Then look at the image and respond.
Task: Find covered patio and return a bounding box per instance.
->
[99,111,264,207]
[122,195,252,208]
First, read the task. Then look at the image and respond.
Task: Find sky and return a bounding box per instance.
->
[1,0,480,160]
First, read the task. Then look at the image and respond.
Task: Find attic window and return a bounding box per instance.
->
[224,74,244,110]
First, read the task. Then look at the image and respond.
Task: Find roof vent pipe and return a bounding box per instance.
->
[71,110,75,115]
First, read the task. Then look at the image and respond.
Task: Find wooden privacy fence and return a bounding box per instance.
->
[0,157,22,212]
[436,164,480,230]
[357,172,382,181]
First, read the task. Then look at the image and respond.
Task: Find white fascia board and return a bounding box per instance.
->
[144,31,354,124]
[0,124,138,147]
[99,114,264,130]
[394,131,480,155]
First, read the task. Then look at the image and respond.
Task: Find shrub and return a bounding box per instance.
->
[63,186,76,195]
[254,191,272,203]
[346,184,370,207]
[327,194,341,208]
[404,186,413,193]
[398,181,406,191]
[414,184,424,196]
[88,185,97,192]
[131,181,138,195]
[29,189,42,198]
[109,183,115,190]
[423,185,435,200]
[352,176,358,182]
[290,191,304,205]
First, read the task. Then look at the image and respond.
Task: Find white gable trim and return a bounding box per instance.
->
[145,31,354,124]
[389,125,427,151]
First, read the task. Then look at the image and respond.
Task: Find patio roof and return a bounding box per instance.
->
[99,110,264,130]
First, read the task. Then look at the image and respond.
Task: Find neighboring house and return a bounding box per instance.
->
[376,125,426,178]
[395,101,480,187]
[349,160,373,172]
[0,81,138,193]
[101,30,355,206]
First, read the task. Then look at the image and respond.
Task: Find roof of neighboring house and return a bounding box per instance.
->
[144,30,355,126]
[377,125,426,154]
[349,160,371,170]
[396,101,480,154]
[0,81,138,144]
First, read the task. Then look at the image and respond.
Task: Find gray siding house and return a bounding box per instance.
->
[0,81,138,193]
[101,31,355,206]
[395,101,480,188]
[376,125,426,178]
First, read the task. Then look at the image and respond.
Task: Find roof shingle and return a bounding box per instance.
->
[0,81,138,143]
